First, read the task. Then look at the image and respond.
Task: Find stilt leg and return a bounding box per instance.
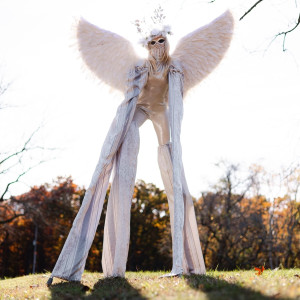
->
[158,143,206,275]
[102,121,140,277]
[46,277,53,287]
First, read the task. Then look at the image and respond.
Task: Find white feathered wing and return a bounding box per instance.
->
[171,10,234,95]
[76,18,140,93]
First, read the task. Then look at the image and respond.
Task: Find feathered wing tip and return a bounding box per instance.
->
[75,17,140,93]
[171,10,234,95]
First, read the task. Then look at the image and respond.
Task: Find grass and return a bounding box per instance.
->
[0,269,299,300]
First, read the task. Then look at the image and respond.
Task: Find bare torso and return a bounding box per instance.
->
[135,68,170,145]
[137,71,168,114]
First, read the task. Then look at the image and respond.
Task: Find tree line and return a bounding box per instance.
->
[0,163,299,278]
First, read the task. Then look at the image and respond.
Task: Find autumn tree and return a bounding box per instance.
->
[0,75,56,228]
[127,180,171,271]
[270,168,300,268]
[0,177,84,277]
[195,163,271,270]
[0,178,172,277]
[1,170,299,278]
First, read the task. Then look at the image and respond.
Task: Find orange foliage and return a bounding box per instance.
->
[255,266,265,275]
[0,168,299,278]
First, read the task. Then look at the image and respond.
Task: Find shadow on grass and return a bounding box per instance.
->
[49,277,146,300]
[185,275,284,300]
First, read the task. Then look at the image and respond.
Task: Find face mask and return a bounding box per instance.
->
[148,37,167,61]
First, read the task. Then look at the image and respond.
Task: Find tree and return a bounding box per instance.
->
[240,0,300,51]
[1,171,299,278]
[0,178,173,277]
[0,77,55,225]
[196,162,300,270]
[210,0,300,51]
[272,167,300,268]
[0,177,84,277]
[0,77,10,109]
[0,128,46,202]
[127,180,171,271]
[196,163,270,269]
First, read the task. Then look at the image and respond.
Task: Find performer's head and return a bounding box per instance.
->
[147,35,170,64]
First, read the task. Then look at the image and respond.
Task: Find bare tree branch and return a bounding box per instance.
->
[0,127,41,166]
[275,12,300,51]
[0,124,58,201]
[0,79,11,98]
[240,0,265,21]
[0,161,46,202]
[0,169,32,202]
[0,212,24,225]
[0,77,57,204]
[0,76,14,110]
[0,83,10,98]
[239,0,300,51]
[0,203,24,224]
[0,161,20,175]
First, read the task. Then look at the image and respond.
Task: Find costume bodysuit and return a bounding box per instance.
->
[135,68,170,145]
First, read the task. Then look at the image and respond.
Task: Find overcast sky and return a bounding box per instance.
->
[0,0,300,198]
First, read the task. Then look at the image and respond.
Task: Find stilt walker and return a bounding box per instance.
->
[47,8,233,285]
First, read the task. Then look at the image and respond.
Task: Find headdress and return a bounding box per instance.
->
[133,6,172,47]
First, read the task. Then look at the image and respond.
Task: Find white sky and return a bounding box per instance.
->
[0,0,300,198]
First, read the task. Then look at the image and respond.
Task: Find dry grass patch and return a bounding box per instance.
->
[0,269,299,299]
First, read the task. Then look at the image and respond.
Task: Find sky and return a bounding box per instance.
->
[0,0,300,198]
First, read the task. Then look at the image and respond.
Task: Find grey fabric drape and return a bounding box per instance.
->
[158,143,206,274]
[51,65,149,281]
[168,63,185,275]
[101,120,141,277]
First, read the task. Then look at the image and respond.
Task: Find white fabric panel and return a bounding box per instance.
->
[168,64,185,275]
[158,144,206,274]
[102,120,142,277]
[50,65,148,281]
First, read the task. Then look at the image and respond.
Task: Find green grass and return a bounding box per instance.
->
[0,269,299,299]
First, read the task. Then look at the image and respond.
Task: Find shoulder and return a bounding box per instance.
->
[127,59,149,78]
[168,59,184,75]
[135,59,149,71]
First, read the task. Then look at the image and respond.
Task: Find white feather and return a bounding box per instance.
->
[171,10,234,95]
[76,18,140,92]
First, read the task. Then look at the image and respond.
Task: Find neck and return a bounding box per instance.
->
[151,58,163,70]
[148,54,169,74]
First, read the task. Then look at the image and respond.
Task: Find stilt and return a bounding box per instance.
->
[46,276,53,287]
[159,272,183,278]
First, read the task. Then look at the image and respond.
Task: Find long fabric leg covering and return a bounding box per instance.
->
[158,143,206,275]
[168,66,185,275]
[102,121,140,277]
[49,65,149,282]
[50,163,112,282]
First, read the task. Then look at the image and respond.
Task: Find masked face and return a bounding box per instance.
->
[147,36,169,62]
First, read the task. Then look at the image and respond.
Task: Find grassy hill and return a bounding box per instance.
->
[1,269,299,299]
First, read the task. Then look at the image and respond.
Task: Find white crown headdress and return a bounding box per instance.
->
[133,6,172,47]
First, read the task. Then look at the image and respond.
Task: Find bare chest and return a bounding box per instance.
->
[137,71,168,108]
